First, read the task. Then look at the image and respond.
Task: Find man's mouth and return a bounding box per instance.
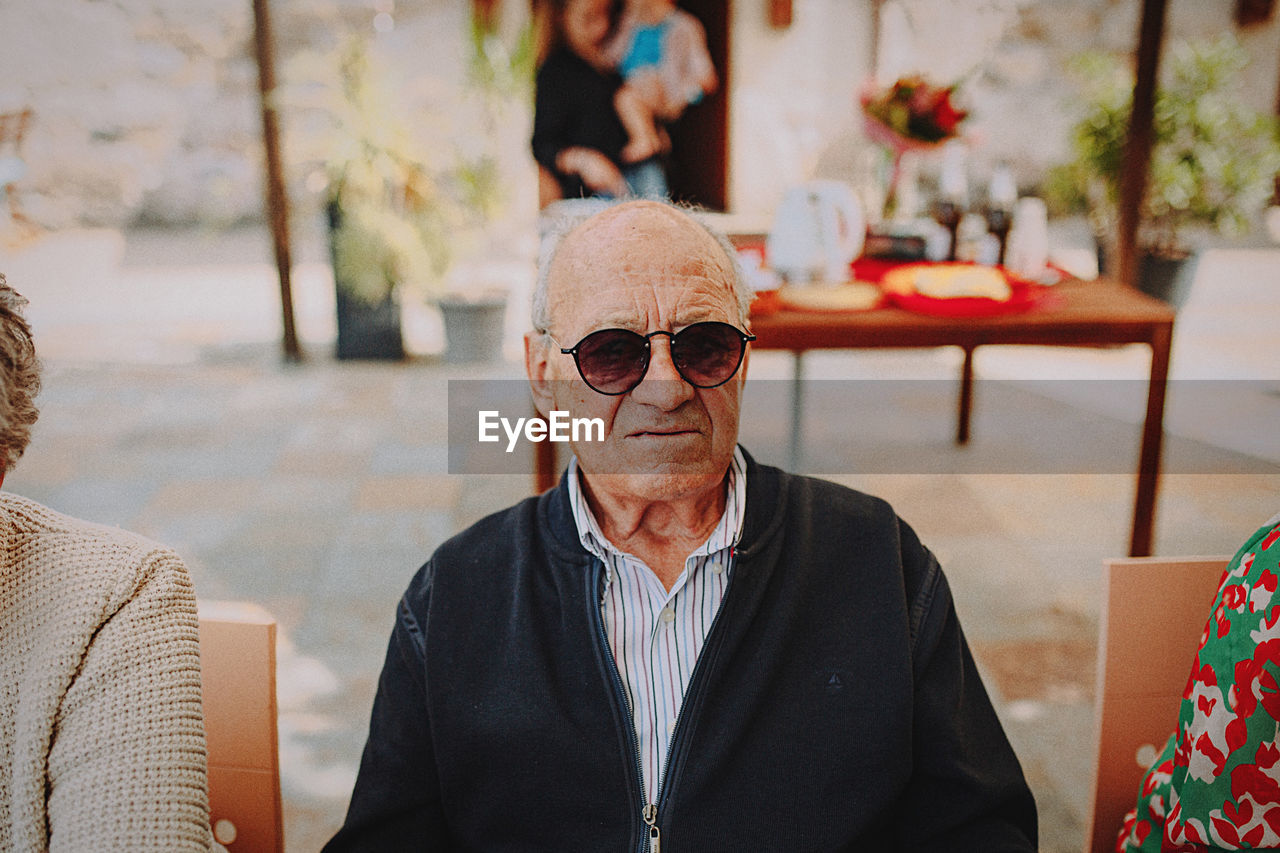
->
[629,428,699,438]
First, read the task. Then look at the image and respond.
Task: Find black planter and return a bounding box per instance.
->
[335,288,405,360]
[328,202,405,360]
[1136,251,1198,309]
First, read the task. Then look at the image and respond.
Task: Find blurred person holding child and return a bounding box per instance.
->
[0,274,210,851]
[605,0,717,165]
[532,0,670,206]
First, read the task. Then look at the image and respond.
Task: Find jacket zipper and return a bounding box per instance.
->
[652,546,738,841]
[589,559,654,853]
[591,548,742,852]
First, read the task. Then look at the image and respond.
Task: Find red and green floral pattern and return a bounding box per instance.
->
[1118,514,1280,851]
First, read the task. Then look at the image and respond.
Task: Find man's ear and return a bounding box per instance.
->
[525,331,556,419]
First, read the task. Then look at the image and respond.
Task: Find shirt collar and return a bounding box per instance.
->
[568,446,748,564]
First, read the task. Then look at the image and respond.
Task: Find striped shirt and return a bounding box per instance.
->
[567,447,748,807]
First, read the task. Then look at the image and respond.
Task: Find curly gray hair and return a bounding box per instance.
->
[0,273,40,473]
[531,199,754,336]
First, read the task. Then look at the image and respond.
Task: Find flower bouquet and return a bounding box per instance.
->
[860,75,968,152]
[860,76,969,218]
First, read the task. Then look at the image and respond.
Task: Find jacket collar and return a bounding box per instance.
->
[537,446,789,568]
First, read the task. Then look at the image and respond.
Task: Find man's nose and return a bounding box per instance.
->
[630,335,695,409]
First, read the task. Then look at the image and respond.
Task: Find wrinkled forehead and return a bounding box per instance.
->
[548,203,736,308]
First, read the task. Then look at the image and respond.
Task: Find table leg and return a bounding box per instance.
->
[535,431,556,493]
[789,351,805,471]
[1130,323,1172,557]
[957,345,975,445]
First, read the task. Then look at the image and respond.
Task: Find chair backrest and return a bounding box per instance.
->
[1084,556,1229,853]
[198,600,284,853]
[0,108,32,152]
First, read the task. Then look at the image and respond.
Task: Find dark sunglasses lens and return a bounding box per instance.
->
[576,329,648,393]
[672,323,745,387]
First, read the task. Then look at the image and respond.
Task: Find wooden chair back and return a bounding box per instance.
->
[198,601,284,852]
[0,108,32,158]
[1,108,35,232]
[1084,556,1230,853]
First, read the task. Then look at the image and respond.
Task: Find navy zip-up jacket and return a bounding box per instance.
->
[326,453,1038,851]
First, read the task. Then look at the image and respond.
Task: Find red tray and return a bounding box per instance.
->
[868,261,1058,317]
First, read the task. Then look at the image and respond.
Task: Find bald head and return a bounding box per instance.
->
[532,200,751,337]
[524,200,752,506]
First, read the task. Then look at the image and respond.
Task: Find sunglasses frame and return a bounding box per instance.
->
[554,321,756,396]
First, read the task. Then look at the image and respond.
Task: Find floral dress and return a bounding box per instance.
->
[1118,513,1280,851]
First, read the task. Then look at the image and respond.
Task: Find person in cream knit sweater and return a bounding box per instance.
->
[0,274,211,851]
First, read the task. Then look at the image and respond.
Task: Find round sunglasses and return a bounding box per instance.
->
[554,321,755,396]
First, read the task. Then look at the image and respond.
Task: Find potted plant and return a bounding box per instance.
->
[1046,36,1280,306]
[287,38,448,359]
[287,22,528,361]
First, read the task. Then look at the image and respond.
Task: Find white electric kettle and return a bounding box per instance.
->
[766,181,866,283]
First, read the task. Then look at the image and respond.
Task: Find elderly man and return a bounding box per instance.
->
[327,201,1037,851]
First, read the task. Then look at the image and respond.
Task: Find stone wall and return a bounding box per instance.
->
[1,0,1277,228]
[0,0,535,239]
[1,0,261,228]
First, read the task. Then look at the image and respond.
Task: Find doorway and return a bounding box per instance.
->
[665,0,730,210]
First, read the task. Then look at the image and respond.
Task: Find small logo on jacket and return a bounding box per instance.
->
[820,669,848,696]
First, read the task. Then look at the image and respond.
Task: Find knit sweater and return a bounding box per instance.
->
[0,492,211,852]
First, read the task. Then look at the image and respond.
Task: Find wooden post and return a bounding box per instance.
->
[869,0,884,79]
[252,0,302,362]
[768,0,792,28]
[1115,0,1167,291]
[1275,35,1280,205]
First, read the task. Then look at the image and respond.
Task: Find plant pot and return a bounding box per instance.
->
[328,202,405,360]
[335,288,405,360]
[439,292,508,363]
[1137,251,1198,309]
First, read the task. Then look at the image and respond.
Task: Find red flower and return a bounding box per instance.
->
[932,90,967,135]
[1211,813,1242,846]
[1227,714,1249,755]
[1197,730,1230,777]
[1233,760,1280,805]
[1265,801,1280,836]
[1215,602,1233,638]
[860,75,968,145]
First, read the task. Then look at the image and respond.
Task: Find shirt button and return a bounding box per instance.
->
[660,607,675,623]
[710,562,724,574]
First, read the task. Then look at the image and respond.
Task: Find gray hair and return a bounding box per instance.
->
[0,273,40,473]
[531,199,754,337]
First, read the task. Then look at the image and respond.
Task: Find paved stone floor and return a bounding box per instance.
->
[2,224,1278,851]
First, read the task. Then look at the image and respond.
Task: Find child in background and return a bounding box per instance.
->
[605,0,717,164]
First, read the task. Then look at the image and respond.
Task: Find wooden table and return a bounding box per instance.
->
[749,278,1176,557]
[532,277,1174,557]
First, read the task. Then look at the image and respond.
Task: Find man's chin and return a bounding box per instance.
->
[587,469,727,504]
[579,438,715,476]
